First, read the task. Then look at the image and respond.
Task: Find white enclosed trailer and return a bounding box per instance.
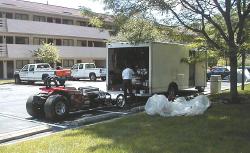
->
[106,42,206,96]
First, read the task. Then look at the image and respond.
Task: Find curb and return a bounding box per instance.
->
[69,112,123,126]
[69,106,146,126]
[0,125,52,144]
[0,106,146,144]
[130,106,145,113]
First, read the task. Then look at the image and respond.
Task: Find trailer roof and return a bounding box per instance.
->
[107,42,186,48]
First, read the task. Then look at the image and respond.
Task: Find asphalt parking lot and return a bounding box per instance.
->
[0,80,233,143]
[0,80,148,143]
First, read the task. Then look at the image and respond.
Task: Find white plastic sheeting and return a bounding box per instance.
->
[145,95,211,117]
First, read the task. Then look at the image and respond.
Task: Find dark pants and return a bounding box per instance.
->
[123,79,132,101]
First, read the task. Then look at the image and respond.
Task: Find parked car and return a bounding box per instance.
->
[207,67,230,80]
[238,66,250,73]
[71,63,106,81]
[14,63,71,85]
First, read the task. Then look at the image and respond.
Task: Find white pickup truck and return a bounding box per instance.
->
[14,63,70,85]
[71,63,106,81]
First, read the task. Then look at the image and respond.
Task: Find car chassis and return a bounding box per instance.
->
[26,77,127,121]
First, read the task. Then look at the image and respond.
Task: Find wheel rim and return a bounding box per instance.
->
[117,95,125,107]
[55,101,66,116]
[91,75,95,80]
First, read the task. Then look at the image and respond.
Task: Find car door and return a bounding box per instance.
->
[78,64,85,78]
[27,65,36,80]
[71,64,79,78]
[19,65,29,80]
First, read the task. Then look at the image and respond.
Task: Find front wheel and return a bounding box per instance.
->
[26,95,44,118]
[44,95,69,121]
[15,76,21,84]
[116,94,126,108]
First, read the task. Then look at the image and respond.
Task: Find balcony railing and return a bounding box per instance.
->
[0,43,8,57]
[0,18,7,32]
[6,44,106,59]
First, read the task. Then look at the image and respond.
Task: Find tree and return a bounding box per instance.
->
[33,42,59,67]
[79,6,105,28]
[103,0,250,102]
[113,17,164,43]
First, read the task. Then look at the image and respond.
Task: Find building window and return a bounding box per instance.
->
[76,21,87,26]
[15,13,29,20]
[94,41,106,47]
[33,15,46,22]
[77,40,87,47]
[63,59,74,68]
[15,37,29,44]
[6,36,13,44]
[16,60,29,69]
[63,39,74,46]
[0,36,3,43]
[77,60,81,63]
[47,38,54,44]
[88,41,94,47]
[55,18,61,24]
[0,12,2,18]
[55,39,62,46]
[47,17,53,23]
[62,19,73,25]
[6,12,13,19]
[33,37,46,45]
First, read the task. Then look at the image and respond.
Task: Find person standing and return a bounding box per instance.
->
[122,65,134,101]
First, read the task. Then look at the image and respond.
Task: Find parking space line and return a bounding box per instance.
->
[97,110,128,115]
[0,113,67,129]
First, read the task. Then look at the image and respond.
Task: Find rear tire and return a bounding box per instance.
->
[89,73,97,81]
[101,77,106,81]
[44,95,69,121]
[167,84,178,101]
[196,86,205,92]
[26,95,44,118]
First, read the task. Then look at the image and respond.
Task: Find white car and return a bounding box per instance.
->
[14,63,54,84]
[71,63,106,81]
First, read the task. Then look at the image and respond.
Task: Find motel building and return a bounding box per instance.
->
[0,0,112,79]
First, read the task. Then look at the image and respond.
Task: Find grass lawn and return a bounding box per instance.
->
[1,86,250,153]
[0,79,14,85]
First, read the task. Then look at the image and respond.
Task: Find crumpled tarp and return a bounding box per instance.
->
[145,95,211,117]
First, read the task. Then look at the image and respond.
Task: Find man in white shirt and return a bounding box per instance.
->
[122,65,134,101]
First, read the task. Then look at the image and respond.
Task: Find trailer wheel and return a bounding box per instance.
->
[89,73,97,81]
[14,75,21,84]
[116,94,126,108]
[26,95,44,118]
[101,77,106,81]
[44,95,69,121]
[167,83,178,101]
[196,86,205,92]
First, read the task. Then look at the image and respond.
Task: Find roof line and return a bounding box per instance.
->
[13,0,110,16]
